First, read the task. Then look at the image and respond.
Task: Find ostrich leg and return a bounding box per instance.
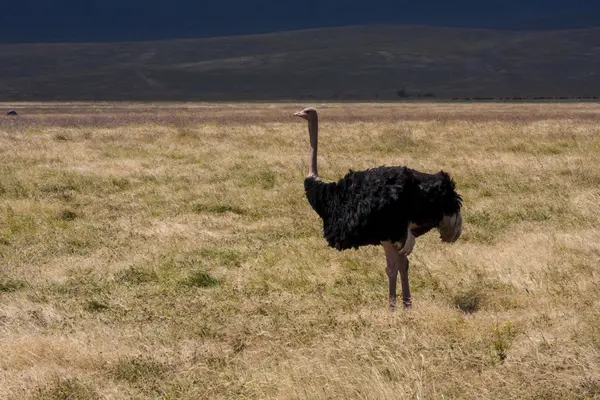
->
[384,246,398,310]
[383,242,412,310]
[398,254,412,308]
[396,227,414,308]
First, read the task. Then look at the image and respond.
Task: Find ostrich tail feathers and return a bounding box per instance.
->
[439,211,462,243]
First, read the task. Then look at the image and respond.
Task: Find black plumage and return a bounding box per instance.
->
[293,106,463,309]
[304,167,462,251]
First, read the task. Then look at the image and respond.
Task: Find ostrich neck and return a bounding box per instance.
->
[308,118,319,178]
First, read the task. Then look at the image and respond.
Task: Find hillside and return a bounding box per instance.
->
[1,25,600,100]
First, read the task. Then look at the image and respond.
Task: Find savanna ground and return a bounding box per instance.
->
[1,102,600,399]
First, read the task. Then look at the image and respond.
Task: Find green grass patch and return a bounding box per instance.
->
[453,288,484,314]
[31,378,100,400]
[114,266,159,285]
[191,202,246,215]
[490,321,517,363]
[110,355,169,384]
[0,278,27,293]
[181,270,220,288]
[84,299,110,312]
[197,247,245,268]
[58,209,78,221]
[53,269,107,297]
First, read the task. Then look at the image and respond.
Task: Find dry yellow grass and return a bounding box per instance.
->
[1,102,599,399]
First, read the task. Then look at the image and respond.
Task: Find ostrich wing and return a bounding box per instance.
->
[319,166,415,250]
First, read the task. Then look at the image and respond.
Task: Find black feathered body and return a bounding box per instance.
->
[304,166,462,250]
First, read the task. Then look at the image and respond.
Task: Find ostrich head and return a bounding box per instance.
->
[293,107,318,121]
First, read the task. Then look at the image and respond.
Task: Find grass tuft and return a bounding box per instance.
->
[84,299,109,312]
[114,266,159,285]
[453,288,485,314]
[110,355,169,384]
[58,209,78,221]
[110,177,131,190]
[191,202,246,215]
[54,133,71,141]
[181,270,220,288]
[0,278,27,293]
[490,321,516,363]
[31,378,100,400]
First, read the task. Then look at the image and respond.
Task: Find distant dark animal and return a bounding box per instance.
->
[6,110,17,116]
[293,107,463,310]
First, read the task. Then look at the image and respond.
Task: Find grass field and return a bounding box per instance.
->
[1,102,599,399]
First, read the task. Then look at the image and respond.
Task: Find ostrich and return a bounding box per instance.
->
[293,107,462,309]
[6,110,17,116]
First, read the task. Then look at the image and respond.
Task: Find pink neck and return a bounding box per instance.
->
[308,118,319,178]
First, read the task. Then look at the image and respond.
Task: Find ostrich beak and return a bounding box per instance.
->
[293,111,306,118]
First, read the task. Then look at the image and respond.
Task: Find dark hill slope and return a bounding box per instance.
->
[1,25,599,100]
